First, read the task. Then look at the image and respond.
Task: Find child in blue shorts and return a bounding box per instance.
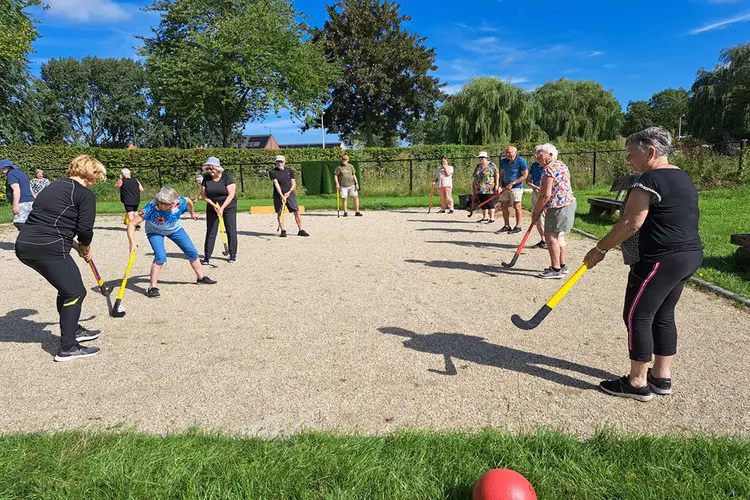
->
[127,186,216,297]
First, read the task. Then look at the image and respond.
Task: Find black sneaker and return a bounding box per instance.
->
[478,218,488,222]
[298,230,310,237]
[647,368,673,395]
[487,219,496,225]
[497,225,511,233]
[75,325,100,342]
[197,276,217,284]
[510,226,522,233]
[355,212,363,217]
[448,209,454,214]
[280,230,287,238]
[201,258,210,265]
[533,240,547,249]
[147,287,161,298]
[437,209,446,214]
[538,268,564,279]
[135,225,141,230]
[229,254,237,263]
[599,376,653,402]
[343,212,348,217]
[54,344,100,362]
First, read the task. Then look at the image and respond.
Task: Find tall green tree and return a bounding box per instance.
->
[533,79,623,141]
[312,0,444,146]
[623,100,655,137]
[140,0,334,147]
[649,88,689,137]
[0,0,44,145]
[689,43,750,141]
[39,57,149,146]
[432,77,544,145]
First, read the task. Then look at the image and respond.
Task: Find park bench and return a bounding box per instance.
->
[731,234,750,264]
[587,177,630,217]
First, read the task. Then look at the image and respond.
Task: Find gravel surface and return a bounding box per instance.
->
[0,210,748,437]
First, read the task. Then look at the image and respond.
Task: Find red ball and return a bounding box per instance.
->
[473,468,537,500]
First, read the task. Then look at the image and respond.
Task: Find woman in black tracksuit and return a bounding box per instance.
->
[15,155,107,362]
[585,127,703,402]
[200,156,238,264]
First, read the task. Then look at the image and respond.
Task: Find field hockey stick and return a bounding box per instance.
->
[217,212,229,256]
[511,262,589,330]
[88,259,113,296]
[276,197,288,231]
[428,182,436,214]
[501,224,536,268]
[111,250,137,318]
[467,190,503,218]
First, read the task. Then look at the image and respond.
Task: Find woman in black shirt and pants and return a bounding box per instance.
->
[15,155,108,362]
[200,157,238,263]
[585,127,703,402]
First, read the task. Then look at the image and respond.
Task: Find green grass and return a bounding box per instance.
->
[566,186,750,301]
[0,430,748,499]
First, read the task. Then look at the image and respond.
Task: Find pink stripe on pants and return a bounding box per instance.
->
[627,262,661,350]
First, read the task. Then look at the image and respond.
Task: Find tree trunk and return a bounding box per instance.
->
[364,106,374,147]
[221,108,232,148]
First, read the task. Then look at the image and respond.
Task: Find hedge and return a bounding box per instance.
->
[301,161,361,195]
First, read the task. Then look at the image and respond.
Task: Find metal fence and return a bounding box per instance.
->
[8,141,747,201]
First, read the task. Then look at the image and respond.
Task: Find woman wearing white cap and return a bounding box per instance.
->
[114,168,144,230]
[200,157,238,263]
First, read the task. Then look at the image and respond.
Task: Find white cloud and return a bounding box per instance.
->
[589,51,605,57]
[478,22,498,33]
[45,0,132,23]
[689,11,750,34]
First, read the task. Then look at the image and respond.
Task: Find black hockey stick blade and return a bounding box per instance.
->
[501,254,520,268]
[511,305,552,330]
[111,298,126,318]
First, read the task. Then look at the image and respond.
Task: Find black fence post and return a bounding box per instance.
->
[740,140,746,178]
[592,151,598,186]
[157,165,163,187]
[409,159,413,194]
[239,163,245,193]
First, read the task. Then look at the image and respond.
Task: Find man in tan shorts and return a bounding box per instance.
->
[497,146,528,233]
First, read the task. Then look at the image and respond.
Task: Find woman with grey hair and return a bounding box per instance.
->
[127,186,216,298]
[29,169,50,198]
[200,156,238,263]
[584,127,703,402]
[530,143,577,278]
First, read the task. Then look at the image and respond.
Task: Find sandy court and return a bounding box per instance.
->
[0,209,748,437]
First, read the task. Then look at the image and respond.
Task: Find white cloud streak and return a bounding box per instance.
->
[689,11,750,34]
[44,0,132,23]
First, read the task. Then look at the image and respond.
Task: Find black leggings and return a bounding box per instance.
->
[204,206,237,258]
[623,250,703,362]
[18,256,86,350]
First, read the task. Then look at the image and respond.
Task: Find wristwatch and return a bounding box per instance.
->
[594,246,608,255]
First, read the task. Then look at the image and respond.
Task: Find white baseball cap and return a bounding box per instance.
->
[477,151,489,158]
[274,155,286,163]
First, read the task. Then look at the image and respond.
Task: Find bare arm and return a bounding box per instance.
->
[114,178,123,190]
[531,176,553,221]
[137,181,144,193]
[221,184,236,210]
[11,184,20,211]
[273,179,284,198]
[289,178,297,195]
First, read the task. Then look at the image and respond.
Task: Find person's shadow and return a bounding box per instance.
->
[379,327,615,390]
[0,309,96,357]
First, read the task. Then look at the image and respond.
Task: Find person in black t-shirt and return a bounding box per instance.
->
[584,127,703,402]
[15,155,108,362]
[114,168,144,229]
[269,155,309,238]
[200,157,238,263]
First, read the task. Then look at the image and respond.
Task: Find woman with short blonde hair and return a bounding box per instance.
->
[15,155,108,362]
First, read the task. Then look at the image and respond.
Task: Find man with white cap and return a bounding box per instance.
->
[1,159,35,230]
[269,155,309,237]
[114,168,144,230]
[471,152,500,224]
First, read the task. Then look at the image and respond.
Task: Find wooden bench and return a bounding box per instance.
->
[587,177,629,217]
[731,233,750,263]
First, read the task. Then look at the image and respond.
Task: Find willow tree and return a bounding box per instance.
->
[533,79,622,141]
[688,43,750,141]
[437,77,543,145]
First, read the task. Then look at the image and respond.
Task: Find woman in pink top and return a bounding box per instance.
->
[436,157,454,214]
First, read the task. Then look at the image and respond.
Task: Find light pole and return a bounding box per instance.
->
[678,115,685,140]
[264,126,272,136]
[321,111,325,149]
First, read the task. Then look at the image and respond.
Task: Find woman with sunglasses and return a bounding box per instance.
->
[200,157,238,264]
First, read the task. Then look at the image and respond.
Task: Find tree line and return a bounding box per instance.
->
[1,0,749,149]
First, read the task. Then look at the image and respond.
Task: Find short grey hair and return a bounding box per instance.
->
[626,126,673,157]
[535,143,558,159]
[155,186,180,205]
[35,169,44,175]
[121,168,131,176]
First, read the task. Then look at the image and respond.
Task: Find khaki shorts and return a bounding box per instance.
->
[498,188,523,203]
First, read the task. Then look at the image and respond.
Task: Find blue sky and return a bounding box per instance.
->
[27,0,750,145]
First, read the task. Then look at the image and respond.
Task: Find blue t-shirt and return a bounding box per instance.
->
[500,157,528,188]
[140,197,189,236]
[5,167,34,203]
[529,162,544,186]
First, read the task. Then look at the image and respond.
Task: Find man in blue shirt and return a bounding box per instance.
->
[1,159,35,230]
[526,151,547,249]
[497,146,528,233]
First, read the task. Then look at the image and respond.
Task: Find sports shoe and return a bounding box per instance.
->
[201,258,210,265]
[437,209,446,214]
[599,376,653,402]
[510,226,522,233]
[280,230,287,238]
[75,325,100,342]
[197,276,217,284]
[538,268,564,279]
[355,212,363,217]
[497,225,511,233]
[54,344,100,362]
[147,287,161,298]
[647,368,673,395]
[298,230,310,237]
[135,225,141,230]
[478,218,488,223]
[533,240,547,249]
[448,209,454,214]
[343,212,348,217]
[487,219,496,225]
[229,254,237,263]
